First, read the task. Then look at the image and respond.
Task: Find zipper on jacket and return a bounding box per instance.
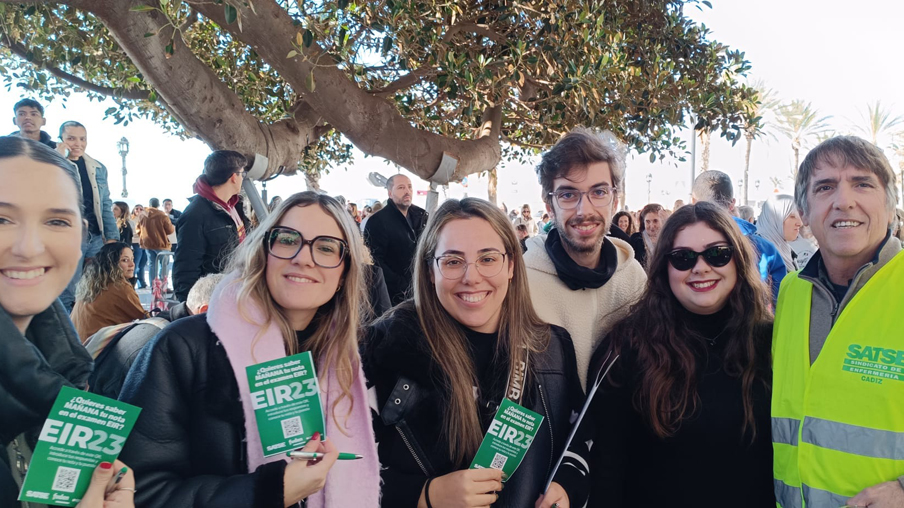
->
[811,282,840,322]
[396,426,429,477]
[538,384,554,473]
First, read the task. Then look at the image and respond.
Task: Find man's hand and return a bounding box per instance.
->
[55,142,70,159]
[846,480,904,508]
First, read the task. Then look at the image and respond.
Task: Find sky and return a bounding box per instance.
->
[3,0,903,215]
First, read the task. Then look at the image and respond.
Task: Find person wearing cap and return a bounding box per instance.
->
[172,150,250,302]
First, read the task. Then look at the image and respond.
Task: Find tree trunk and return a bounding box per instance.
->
[793,147,800,181]
[305,172,321,192]
[192,2,503,183]
[486,168,498,206]
[700,130,712,172]
[743,134,753,206]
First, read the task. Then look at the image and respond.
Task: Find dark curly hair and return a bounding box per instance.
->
[75,242,133,303]
[612,211,635,236]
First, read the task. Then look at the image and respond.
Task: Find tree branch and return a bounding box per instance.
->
[442,22,507,44]
[191,0,502,182]
[82,0,323,178]
[501,135,547,150]
[179,8,198,32]
[0,29,151,101]
[367,66,438,97]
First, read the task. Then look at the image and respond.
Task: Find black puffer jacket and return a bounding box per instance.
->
[118,315,286,508]
[1,301,93,506]
[173,196,250,302]
[363,303,590,507]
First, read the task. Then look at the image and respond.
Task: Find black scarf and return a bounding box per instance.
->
[544,228,617,290]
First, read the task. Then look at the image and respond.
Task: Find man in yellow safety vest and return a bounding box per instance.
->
[772,136,903,508]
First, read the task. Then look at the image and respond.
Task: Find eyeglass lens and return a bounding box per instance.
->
[437,253,505,279]
[267,228,345,267]
[553,187,615,209]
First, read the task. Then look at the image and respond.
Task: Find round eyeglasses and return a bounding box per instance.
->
[434,252,508,280]
[265,227,348,268]
[667,246,734,271]
[548,186,617,210]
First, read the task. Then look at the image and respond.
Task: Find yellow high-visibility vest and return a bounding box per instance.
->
[772,251,904,508]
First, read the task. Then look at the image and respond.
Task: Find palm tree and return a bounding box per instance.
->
[741,82,780,205]
[775,100,833,179]
[698,128,712,173]
[856,101,904,147]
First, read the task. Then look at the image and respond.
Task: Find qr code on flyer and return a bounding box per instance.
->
[490,452,507,470]
[281,416,304,439]
[51,466,81,493]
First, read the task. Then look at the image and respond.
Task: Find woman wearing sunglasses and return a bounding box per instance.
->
[585,201,774,507]
[119,192,380,508]
[364,198,590,508]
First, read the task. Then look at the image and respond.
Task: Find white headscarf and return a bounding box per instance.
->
[757,194,797,271]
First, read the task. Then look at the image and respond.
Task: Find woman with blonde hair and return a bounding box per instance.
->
[70,241,146,340]
[119,192,380,508]
[364,198,590,508]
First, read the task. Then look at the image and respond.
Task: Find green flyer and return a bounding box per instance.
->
[247,351,325,457]
[18,386,141,507]
[469,398,544,482]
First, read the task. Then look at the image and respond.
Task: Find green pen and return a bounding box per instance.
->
[286,451,363,461]
[105,467,129,495]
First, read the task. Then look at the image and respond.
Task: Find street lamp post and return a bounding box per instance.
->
[117,137,129,198]
[737,179,744,206]
[645,173,653,204]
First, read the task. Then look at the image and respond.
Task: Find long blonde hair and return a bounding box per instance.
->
[412,197,550,465]
[225,192,368,432]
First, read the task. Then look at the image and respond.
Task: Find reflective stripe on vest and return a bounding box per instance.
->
[772,251,904,508]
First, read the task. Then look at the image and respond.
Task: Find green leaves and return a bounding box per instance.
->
[305,70,316,92]
[129,5,156,12]
[224,4,237,24]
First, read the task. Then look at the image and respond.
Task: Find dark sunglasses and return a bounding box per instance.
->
[667,246,734,271]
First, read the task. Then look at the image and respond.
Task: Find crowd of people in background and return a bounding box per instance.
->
[3,97,904,508]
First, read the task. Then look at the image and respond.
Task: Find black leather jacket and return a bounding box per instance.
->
[118,315,286,508]
[363,303,590,507]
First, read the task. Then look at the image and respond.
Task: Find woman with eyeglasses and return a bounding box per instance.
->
[364,198,590,508]
[585,201,775,507]
[119,192,380,508]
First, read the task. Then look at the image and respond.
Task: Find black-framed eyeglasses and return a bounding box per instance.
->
[434,251,508,280]
[667,246,734,271]
[265,226,348,268]
[548,186,617,210]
